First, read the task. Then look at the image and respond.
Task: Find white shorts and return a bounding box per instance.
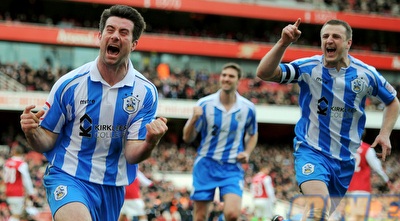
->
[253,198,275,219]
[120,198,146,217]
[6,196,25,216]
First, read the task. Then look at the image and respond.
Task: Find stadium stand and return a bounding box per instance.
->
[0,72,26,91]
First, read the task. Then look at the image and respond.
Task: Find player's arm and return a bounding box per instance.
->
[182,106,202,143]
[263,176,276,202]
[20,105,58,153]
[256,18,301,82]
[237,132,258,164]
[365,148,390,183]
[371,97,400,161]
[137,170,153,187]
[18,163,35,196]
[124,117,168,164]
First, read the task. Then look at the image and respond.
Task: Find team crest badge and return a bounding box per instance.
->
[351,78,366,94]
[302,163,315,175]
[123,96,140,114]
[54,185,67,201]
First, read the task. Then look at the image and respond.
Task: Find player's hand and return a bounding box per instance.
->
[20,105,45,135]
[281,18,302,47]
[148,183,158,191]
[145,117,168,146]
[371,134,391,161]
[236,152,250,163]
[192,106,203,121]
[377,182,391,193]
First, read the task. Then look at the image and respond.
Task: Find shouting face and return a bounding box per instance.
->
[98,16,137,67]
[320,24,352,70]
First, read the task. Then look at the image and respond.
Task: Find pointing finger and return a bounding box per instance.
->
[294,18,301,27]
[23,105,36,114]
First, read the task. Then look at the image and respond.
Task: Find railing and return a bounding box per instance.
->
[0,71,26,92]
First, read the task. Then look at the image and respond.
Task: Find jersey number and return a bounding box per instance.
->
[3,167,17,183]
[251,182,264,197]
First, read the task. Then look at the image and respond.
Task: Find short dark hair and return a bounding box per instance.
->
[222,62,242,79]
[99,5,146,42]
[321,19,352,40]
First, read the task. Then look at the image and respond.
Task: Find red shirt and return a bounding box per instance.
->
[124,170,153,199]
[251,172,270,198]
[4,157,27,197]
[348,142,371,192]
[125,178,141,199]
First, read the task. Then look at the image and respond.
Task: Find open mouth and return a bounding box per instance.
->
[107,45,120,55]
[326,47,336,55]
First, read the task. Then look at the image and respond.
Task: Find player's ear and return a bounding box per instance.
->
[346,39,352,50]
[131,40,138,52]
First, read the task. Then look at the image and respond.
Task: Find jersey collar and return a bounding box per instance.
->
[90,56,136,88]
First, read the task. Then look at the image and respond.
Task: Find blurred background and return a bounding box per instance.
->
[0,0,399,220]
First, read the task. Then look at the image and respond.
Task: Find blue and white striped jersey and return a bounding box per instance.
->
[194,90,258,163]
[39,57,158,186]
[279,55,397,161]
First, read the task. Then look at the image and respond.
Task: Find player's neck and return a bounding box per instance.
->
[220,90,236,111]
[97,60,128,86]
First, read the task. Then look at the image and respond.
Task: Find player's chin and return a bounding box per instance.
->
[221,85,234,91]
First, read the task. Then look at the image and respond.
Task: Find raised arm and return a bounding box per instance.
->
[256,18,302,82]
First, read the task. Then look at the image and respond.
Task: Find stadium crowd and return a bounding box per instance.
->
[298,0,399,15]
[0,60,395,110]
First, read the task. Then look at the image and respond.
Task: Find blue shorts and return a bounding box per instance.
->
[43,165,124,221]
[294,145,355,198]
[190,156,244,201]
